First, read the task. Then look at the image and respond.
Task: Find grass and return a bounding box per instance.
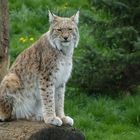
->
[65,89,140,140]
[9,0,140,140]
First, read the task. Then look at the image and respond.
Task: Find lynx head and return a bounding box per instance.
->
[48,11,79,55]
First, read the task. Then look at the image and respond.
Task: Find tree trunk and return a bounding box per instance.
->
[0,120,85,140]
[0,0,10,83]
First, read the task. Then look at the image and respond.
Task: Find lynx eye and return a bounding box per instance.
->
[57,29,62,31]
[68,28,72,31]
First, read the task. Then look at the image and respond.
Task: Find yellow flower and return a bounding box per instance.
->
[19,37,27,43]
[29,37,34,42]
[19,37,24,42]
[22,39,27,43]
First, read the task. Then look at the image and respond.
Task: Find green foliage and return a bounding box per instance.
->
[71,0,140,93]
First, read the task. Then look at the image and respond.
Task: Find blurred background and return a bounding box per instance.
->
[9,0,140,139]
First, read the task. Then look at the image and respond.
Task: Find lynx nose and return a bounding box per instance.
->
[64,37,68,41]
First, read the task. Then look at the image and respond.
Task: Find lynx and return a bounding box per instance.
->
[0,11,79,126]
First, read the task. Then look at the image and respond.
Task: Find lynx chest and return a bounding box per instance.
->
[55,57,72,87]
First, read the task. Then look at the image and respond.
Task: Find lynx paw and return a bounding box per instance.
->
[0,116,6,122]
[0,114,10,122]
[45,116,62,126]
[61,116,74,126]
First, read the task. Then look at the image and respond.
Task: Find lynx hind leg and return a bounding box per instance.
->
[1,73,21,93]
[0,97,12,121]
[0,73,21,121]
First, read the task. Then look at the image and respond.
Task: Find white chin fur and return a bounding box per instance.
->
[61,42,71,46]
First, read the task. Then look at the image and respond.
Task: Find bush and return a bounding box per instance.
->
[71,0,140,94]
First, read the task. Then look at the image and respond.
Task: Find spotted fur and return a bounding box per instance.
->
[0,11,79,126]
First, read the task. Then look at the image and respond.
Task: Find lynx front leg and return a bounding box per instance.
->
[55,84,74,126]
[39,77,62,126]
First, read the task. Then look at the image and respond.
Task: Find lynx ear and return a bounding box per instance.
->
[71,11,79,24]
[48,10,57,23]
